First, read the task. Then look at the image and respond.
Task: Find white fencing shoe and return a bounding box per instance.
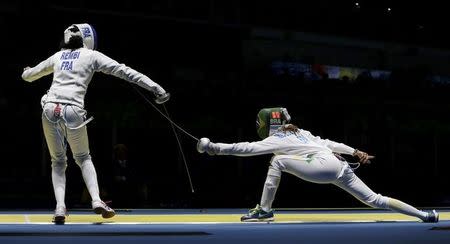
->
[53,206,67,224]
[423,210,439,223]
[92,200,115,218]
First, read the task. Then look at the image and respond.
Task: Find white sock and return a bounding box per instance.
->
[51,164,67,209]
[387,198,428,220]
[260,173,280,212]
[79,159,101,203]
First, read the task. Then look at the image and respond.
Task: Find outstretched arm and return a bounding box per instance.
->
[93,51,169,103]
[21,55,54,82]
[197,137,281,157]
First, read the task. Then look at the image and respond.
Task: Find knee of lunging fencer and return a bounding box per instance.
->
[269,156,285,172]
[267,166,281,177]
[363,193,389,209]
[74,153,92,167]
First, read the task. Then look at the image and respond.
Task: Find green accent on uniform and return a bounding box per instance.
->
[306,154,314,163]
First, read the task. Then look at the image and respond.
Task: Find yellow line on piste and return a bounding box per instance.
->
[0,212,448,224]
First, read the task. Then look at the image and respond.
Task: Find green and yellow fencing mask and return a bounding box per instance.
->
[256,107,291,139]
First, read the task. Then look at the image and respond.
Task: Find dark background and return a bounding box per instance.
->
[1,0,450,210]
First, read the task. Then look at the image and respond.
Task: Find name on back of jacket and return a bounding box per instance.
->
[60,51,80,70]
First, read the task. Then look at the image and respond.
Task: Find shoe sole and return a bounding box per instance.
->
[53,215,65,224]
[94,207,115,219]
[241,217,274,222]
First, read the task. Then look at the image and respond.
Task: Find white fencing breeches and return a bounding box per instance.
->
[42,102,101,208]
[260,154,345,211]
[259,153,428,220]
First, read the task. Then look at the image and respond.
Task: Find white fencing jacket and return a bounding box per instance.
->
[22,48,166,108]
[210,129,355,157]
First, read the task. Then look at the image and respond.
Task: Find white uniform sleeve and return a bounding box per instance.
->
[210,136,281,156]
[302,130,355,155]
[92,51,166,95]
[21,55,54,82]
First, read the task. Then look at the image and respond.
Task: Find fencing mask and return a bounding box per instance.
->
[256,107,291,139]
[63,23,97,50]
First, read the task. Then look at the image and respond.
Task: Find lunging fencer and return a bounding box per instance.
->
[197,107,439,222]
[22,23,170,224]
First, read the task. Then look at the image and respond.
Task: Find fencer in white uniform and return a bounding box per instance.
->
[22,23,170,224]
[197,107,439,222]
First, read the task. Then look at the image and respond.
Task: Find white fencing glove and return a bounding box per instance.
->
[155,92,170,104]
[197,137,216,155]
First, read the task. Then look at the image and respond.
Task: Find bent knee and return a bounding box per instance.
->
[269,156,286,173]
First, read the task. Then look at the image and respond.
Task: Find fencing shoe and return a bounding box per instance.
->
[53,206,67,224]
[92,200,115,218]
[423,210,439,223]
[241,204,274,222]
